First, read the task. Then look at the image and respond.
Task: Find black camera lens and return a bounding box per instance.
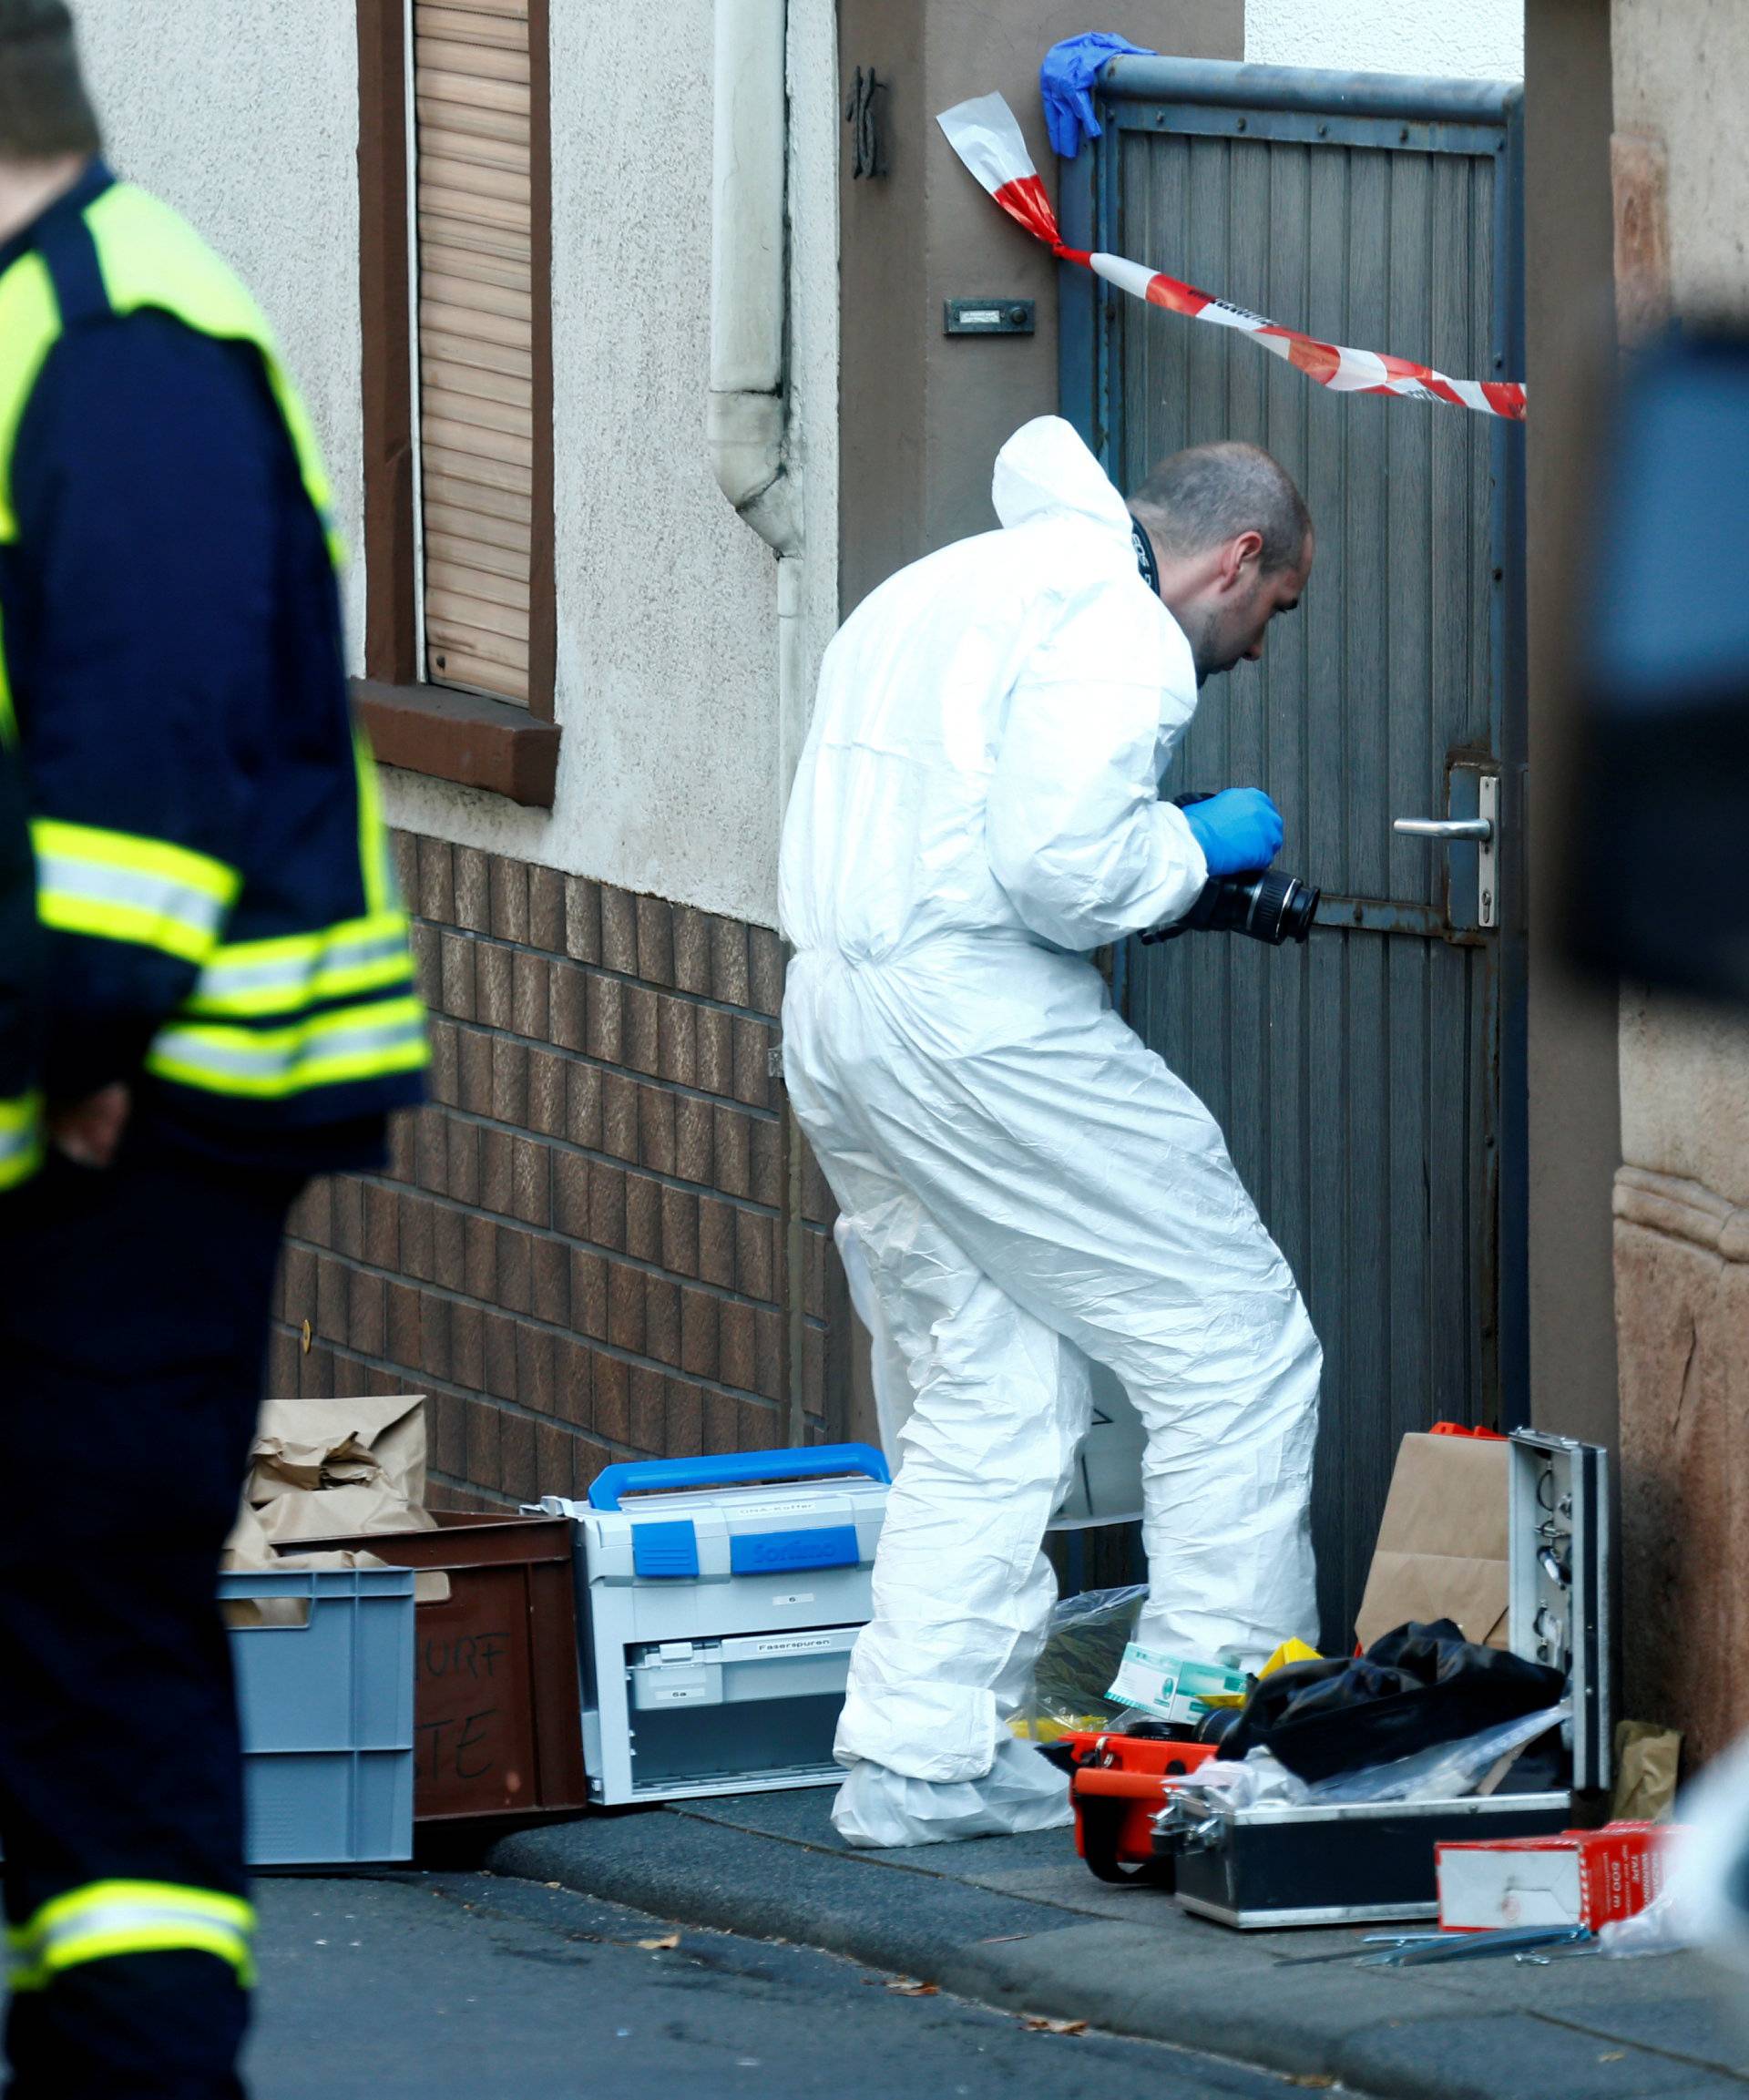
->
[1140,868,1321,948]
[1241,868,1321,945]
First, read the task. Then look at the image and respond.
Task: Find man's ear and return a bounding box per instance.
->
[1219,529,1264,592]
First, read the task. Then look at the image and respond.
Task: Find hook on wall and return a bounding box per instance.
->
[844,66,888,180]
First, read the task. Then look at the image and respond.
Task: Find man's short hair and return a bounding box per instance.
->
[0,0,100,163]
[1132,441,1310,574]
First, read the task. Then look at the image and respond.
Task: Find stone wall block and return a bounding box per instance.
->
[489,855,529,944]
[416,835,455,924]
[528,865,566,952]
[635,896,674,987]
[1616,1216,1749,1764]
[454,846,491,933]
[709,917,751,1007]
[564,875,601,963]
[600,886,638,975]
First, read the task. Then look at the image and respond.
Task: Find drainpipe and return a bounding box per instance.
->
[709,0,800,558]
[709,0,810,1443]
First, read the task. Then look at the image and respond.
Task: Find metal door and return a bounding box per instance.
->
[1059,59,1527,1647]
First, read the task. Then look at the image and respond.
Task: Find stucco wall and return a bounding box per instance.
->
[1246,0,1523,78]
[72,0,367,665]
[1607,0,1749,1762]
[1613,0,1749,312]
[69,0,837,930]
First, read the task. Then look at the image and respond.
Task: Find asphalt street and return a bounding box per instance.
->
[243,1870,1308,2099]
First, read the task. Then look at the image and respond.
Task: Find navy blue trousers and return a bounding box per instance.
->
[0,1135,300,2098]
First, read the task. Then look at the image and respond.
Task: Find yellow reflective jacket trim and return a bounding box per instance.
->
[7,1880,255,1992]
[0,250,58,544]
[181,908,415,1019]
[353,729,396,917]
[0,1090,44,1190]
[32,817,240,965]
[146,992,428,1099]
[0,606,16,747]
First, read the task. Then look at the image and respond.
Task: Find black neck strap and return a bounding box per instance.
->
[1130,514,1160,596]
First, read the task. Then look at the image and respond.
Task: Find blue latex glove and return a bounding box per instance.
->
[1181,789,1284,877]
[1039,32,1156,159]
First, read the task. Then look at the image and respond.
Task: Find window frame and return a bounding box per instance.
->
[354,0,558,806]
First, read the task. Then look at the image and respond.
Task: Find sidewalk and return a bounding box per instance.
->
[486,1789,1749,2100]
[247,1870,1297,2099]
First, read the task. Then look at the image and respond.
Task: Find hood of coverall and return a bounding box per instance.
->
[990,414,1136,538]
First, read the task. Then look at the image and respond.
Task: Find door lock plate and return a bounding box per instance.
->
[1478,774,1498,929]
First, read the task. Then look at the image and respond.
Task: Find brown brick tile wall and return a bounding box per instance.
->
[268,832,844,1510]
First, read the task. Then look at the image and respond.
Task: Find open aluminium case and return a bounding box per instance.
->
[1165,1430,1611,1929]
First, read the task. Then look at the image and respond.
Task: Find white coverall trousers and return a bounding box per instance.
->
[784,936,1322,1848]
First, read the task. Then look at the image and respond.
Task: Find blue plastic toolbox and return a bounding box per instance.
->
[538,1444,889,1806]
[220,1566,415,1866]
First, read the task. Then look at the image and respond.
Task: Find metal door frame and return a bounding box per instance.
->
[1057,56,1529,1428]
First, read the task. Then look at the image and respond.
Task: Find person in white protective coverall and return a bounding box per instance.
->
[779,415,1323,1849]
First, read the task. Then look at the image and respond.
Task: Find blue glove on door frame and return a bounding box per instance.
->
[1181,789,1284,876]
[1039,32,1156,159]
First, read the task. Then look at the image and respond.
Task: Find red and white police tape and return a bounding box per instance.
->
[936,92,1527,423]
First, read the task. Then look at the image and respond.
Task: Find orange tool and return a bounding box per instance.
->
[1067,1731,1220,1885]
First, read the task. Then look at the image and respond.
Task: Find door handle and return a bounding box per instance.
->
[1392,816,1494,842]
[1392,774,1499,929]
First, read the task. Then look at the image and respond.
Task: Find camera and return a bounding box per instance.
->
[1140,794,1321,948]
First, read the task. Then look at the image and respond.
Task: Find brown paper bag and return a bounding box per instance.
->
[1354,1431,1510,1652]
[222,1394,447,1614]
[1613,1720,1683,1820]
[244,1393,437,1544]
[255,1481,430,1544]
[246,1394,435,1528]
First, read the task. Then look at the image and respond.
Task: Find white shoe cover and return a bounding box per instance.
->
[831,1737,1073,1849]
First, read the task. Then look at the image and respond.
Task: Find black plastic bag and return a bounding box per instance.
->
[1224,1619,1566,1784]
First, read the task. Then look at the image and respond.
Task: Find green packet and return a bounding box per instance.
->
[1104,1642,1249,1724]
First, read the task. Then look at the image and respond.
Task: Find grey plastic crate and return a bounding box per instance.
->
[220,1566,415,1867]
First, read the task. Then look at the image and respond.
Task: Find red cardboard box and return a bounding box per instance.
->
[1437,1821,1676,1932]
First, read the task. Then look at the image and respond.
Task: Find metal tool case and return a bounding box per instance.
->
[1166,1430,1611,1929]
[538,1444,888,1807]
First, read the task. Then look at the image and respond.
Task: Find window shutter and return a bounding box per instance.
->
[414,0,535,706]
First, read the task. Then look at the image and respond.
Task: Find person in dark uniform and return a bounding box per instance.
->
[0,665,40,1197]
[0,6,427,2093]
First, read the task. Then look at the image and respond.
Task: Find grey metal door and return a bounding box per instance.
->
[1059,59,1526,1647]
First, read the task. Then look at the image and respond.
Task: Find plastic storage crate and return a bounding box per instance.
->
[220,1566,415,1867]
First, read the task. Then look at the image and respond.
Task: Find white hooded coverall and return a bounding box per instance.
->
[779,416,1322,1849]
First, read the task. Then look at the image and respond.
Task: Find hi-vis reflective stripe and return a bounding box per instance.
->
[0,248,57,544]
[0,605,16,747]
[182,910,415,1019]
[353,728,396,917]
[146,994,427,1098]
[0,1090,43,1190]
[6,1880,255,1991]
[32,818,240,963]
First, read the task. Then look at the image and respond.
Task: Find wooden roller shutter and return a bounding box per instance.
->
[413,0,547,708]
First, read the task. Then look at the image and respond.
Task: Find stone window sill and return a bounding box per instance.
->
[354,679,560,809]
